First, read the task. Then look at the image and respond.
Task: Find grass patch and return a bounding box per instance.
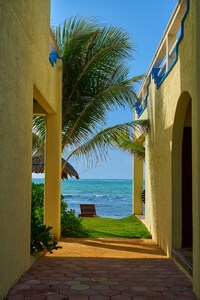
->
[80,215,151,238]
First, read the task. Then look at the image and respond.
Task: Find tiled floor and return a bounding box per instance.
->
[7,238,198,300]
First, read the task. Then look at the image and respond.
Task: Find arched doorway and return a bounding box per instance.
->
[171,92,192,275]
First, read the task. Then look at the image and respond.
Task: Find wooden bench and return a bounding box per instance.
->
[78,204,97,217]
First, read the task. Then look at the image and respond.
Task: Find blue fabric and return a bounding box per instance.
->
[49,51,64,67]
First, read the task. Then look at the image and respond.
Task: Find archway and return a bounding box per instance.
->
[171,91,192,275]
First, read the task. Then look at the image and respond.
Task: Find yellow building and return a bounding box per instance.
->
[133,0,200,297]
[0,1,62,298]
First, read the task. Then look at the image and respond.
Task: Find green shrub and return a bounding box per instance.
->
[32,183,44,226]
[61,209,88,237]
[31,183,63,254]
[31,183,87,251]
[31,224,61,254]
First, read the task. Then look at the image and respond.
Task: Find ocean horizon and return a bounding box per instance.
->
[32,178,133,218]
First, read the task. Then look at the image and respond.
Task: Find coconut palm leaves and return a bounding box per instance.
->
[32,132,45,156]
[54,17,143,149]
[33,16,148,175]
[64,119,149,166]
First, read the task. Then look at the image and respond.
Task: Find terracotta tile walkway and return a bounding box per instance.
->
[7,238,198,300]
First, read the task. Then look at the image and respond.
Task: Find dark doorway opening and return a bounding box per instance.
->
[182,127,193,248]
[173,126,194,275]
[171,96,193,276]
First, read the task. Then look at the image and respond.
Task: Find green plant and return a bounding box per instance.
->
[31,183,63,254]
[61,209,88,237]
[31,183,87,248]
[31,224,61,254]
[32,183,44,226]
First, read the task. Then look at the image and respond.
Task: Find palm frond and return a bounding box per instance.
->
[62,78,139,148]
[109,132,146,159]
[125,74,145,85]
[32,132,45,156]
[32,116,46,140]
[54,16,99,53]
[63,120,149,167]
[55,17,141,150]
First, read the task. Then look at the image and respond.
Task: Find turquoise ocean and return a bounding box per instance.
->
[32,179,132,219]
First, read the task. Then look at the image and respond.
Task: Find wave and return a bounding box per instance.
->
[62,193,77,198]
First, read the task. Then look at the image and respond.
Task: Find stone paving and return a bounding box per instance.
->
[7,238,198,300]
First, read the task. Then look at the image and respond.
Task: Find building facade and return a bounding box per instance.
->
[0,1,62,298]
[133,0,200,297]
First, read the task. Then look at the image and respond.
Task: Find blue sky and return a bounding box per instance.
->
[47,0,178,179]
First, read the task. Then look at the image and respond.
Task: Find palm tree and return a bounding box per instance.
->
[33,16,148,176]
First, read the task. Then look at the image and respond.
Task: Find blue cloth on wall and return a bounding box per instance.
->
[49,51,64,67]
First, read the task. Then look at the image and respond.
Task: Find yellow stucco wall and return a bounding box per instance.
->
[0,1,62,298]
[135,0,200,297]
[133,157,143,215]
[34,35,62,238]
